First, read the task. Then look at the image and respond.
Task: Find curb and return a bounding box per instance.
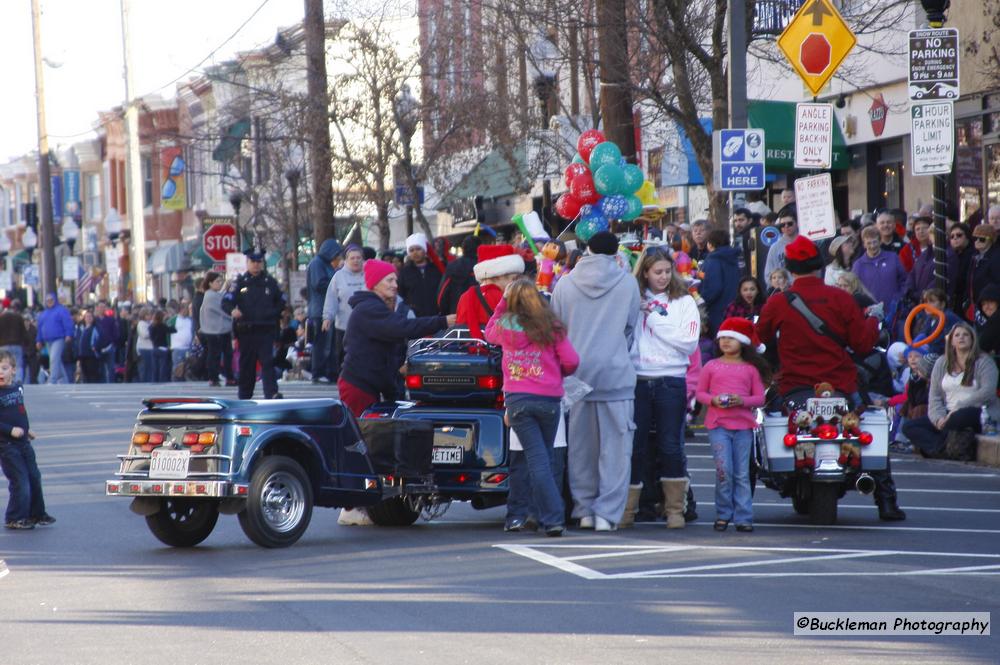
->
[975,435,1000,468]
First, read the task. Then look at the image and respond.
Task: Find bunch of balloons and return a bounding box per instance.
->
[554,129,659,243]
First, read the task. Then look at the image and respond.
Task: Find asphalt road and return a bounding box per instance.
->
[1,382,997,664]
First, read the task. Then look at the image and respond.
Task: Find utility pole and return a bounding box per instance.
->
[727,0,749,237]
[304,0,335,245]
[120,0,147,303]
[30,0,58,298]
[595,0,636,162]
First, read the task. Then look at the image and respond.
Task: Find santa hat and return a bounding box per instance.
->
[364,259,396,290]
[784,235,823,274]
[405,232,428,250]
[717,317,765,353]
[474,244,524,281]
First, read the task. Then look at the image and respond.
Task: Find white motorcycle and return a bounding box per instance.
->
[754,390,890,525]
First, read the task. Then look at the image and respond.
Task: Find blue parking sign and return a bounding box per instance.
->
[713,129,766,191]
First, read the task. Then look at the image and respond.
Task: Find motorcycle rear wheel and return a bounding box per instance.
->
[809,482,839,525]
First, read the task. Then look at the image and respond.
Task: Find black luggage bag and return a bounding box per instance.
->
[358,418,434,476]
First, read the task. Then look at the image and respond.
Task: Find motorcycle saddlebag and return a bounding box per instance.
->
[358,418,434,476]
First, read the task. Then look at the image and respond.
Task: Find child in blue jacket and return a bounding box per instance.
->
[0,351,54,529]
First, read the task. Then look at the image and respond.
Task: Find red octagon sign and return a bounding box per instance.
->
[800,33,832,75]
[203,223,238,262]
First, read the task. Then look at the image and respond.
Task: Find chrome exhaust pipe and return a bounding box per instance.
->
[855,473,875,495]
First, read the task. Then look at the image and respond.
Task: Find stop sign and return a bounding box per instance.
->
[800,33,832,75]
[203,223,237,262]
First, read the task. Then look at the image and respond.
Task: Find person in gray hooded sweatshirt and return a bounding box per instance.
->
[322,245,367,372]
[551,231,640,531]
[307,238,344,382]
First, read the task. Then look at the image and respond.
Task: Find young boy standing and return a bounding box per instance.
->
[0,351,54,529]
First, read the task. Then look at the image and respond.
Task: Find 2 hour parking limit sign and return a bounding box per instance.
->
[203,223,238,262]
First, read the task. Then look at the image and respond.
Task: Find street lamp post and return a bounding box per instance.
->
[284,167,301,301]
[394,84,419,237]
[229,190,243,252]
[285,168,301,269]
[530,33,559,234]
[919,0,950,291]
[61,218,79,304]
[104,209,123,302]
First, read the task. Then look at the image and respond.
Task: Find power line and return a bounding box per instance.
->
[139,0,278,98]
[44,0,278,146]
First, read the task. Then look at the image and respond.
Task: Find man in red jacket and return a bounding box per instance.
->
[756,235,905,520]
[455,244,524,339]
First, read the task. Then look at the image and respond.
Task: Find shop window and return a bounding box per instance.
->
[957,119,983,223]
[986,143,1000,209]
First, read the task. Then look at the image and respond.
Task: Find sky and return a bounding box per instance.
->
[0,0,306,161]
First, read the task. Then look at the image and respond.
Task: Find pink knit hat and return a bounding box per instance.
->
[364,259,396,290]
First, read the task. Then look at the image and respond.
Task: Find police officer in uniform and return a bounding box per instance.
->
[222,244,286,400]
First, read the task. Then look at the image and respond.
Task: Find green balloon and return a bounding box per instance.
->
[622,195,643,221]
[622,164,645,194]
[593,164,626,197]
[588,142,622,170]
[572,153,585,164]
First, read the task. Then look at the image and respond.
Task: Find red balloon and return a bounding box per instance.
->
[554,193,583,220]
[564,162,590,188]
[569,172,600,205]
[577,129,606,163]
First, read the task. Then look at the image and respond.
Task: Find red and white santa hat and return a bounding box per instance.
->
[716,317,765,353]
[474,244,525,281]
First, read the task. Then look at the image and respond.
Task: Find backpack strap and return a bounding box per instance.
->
[474,286,494,317]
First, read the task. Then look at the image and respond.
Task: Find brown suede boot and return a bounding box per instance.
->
[661,478,689,529]
[619,483,643,529]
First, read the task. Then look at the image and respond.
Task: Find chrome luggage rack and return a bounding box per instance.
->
[407,327,497,356]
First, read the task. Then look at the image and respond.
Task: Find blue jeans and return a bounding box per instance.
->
[100,348,116,383]
[505,393,564,528]
[0,440,46,523]
[507,447,567,523]
[631,376,688,481]
[138,349,155,382]
[0,345,24,383]
[154,349,171,383]
[45,339,69,384]
[171,349,188,381]
[708,428,754,524]
[310,318,334,380]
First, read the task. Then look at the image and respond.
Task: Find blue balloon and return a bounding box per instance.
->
[599,194,629,220]
[588,141,622,170]
[572,153,586,164]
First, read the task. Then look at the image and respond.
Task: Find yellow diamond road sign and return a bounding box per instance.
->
[777,0,857,96]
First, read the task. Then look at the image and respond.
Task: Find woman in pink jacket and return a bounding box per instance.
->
[485,278,579,536]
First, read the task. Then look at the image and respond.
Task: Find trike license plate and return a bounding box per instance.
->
[149,449,191,479]
[432,446,464,464]
[807,397,847,419]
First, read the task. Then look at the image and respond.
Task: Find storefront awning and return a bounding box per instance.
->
[212,118,251,163]
[437,146,528,211]
[659,101,849,184]
[748,100,849,171]
[148,239,207,274]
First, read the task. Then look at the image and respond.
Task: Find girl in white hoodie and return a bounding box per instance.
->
[625,247,701,529]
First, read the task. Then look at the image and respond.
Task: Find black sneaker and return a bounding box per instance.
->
[33,514,56,526]
[5,519,35,530]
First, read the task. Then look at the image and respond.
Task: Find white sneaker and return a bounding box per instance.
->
[337,508,373,526]
[595,516,616,532]
[578,515,595,529]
